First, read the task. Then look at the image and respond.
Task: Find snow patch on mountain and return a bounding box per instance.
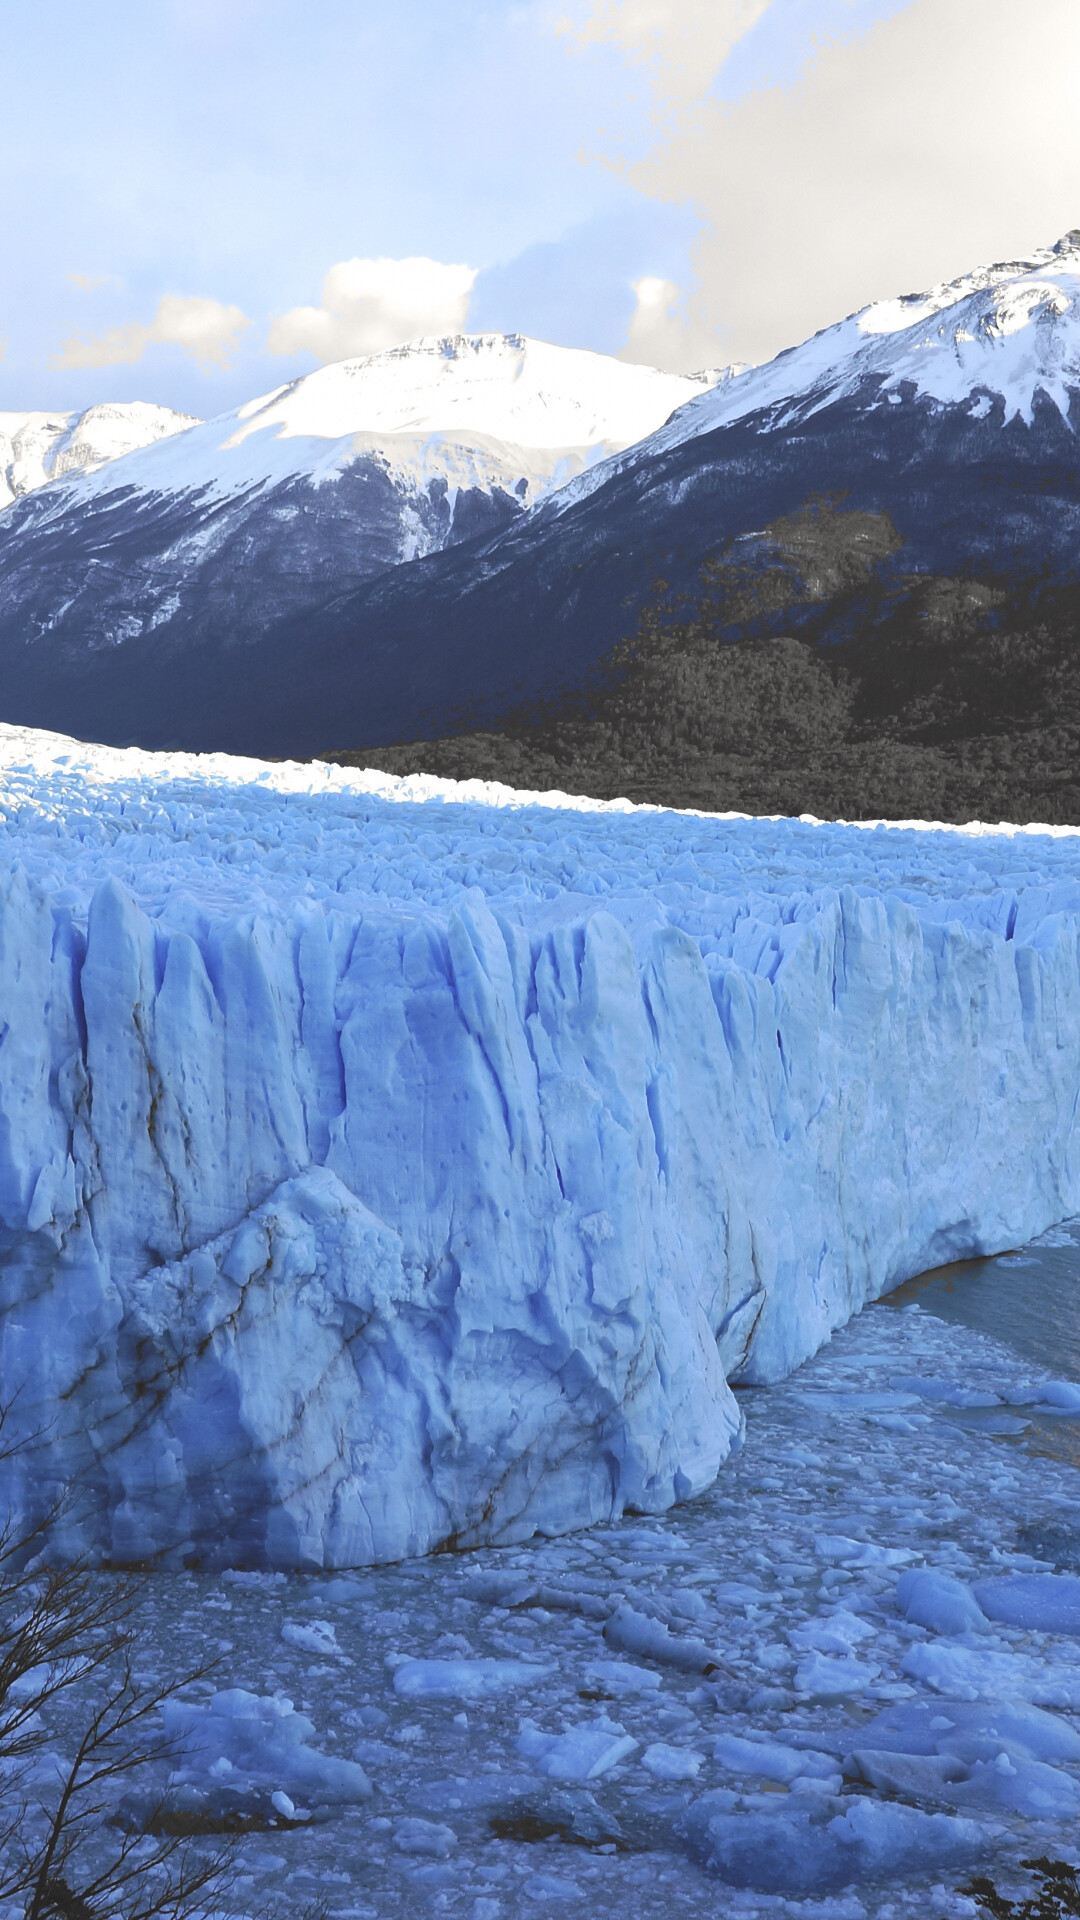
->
[0,401,199,511]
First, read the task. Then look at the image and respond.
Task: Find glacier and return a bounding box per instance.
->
[3,723,1080,1569]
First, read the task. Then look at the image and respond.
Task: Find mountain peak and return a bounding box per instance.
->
[634,235,1080,465]
[224,329,716,458]
[0,399,198,510]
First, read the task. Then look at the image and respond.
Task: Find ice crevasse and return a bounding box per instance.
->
[2,725,1080,1568]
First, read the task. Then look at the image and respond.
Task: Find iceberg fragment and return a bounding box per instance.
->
[684,1793,983,1894]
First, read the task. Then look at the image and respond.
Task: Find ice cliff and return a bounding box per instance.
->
[2,725,1080,1568]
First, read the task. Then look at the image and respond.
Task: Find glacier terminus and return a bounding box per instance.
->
[2,724,1080,1569]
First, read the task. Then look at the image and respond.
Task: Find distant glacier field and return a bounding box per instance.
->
[2,722,1080,1568]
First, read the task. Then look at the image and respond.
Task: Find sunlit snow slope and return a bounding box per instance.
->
[0,400,199,510]
[557,228,1080,506]
[3,724,1080,1567]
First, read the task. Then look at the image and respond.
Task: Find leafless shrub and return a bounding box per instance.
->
[0,1402,238,1920]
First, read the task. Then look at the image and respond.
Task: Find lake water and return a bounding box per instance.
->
[885,1218,1080,1380]
[884,1217,1080,1480]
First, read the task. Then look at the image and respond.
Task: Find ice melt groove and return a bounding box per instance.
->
[3,723,1080,1569]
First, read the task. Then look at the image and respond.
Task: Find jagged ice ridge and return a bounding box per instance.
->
[2,724,1080,1568]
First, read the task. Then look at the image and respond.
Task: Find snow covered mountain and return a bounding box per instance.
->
[551,229,1080,512]
[0,400,198,510]
[22,333,714,523]
[243,229,1080,762]
[1,238,1079,757]
[0,335,712,739]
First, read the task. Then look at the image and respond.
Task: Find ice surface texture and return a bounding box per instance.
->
[4,725,1080,1567]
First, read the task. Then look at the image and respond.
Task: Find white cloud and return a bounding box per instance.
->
[559,0,771,104]
[621,274,684,365]
[267,257,479,364]
[53,294,250,370]
[567,0,1080,370]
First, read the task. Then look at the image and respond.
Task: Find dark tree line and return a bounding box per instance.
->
[327,499,1080,826]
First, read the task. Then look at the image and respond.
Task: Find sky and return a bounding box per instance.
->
[2,0,1079,419]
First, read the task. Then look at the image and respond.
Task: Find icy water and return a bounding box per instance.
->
[888,1220,1080,1382]
[70,1271,1080,1920]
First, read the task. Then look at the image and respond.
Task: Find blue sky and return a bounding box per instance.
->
[2,0,1078,417]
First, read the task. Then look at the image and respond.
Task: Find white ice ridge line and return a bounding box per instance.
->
[1,722,1078,842]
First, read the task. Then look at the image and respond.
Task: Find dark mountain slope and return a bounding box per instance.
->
[328,501,1080,826]
[1,382,1079,760]
[0,335,706,755]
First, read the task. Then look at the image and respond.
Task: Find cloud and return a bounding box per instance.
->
[67,271,110,292]
[621,274,685,365]
[267,257,479,363]
[566,0,1080,370]
[559,0,771,106]
[53,294,250,370]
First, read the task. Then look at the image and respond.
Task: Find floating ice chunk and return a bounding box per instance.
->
[847,1749,968,1797]
[796,1391,923,1414]
[393,1817,457,1857]
[1022,1381,1080,1413]
[408,1775,545,1814]
[516,1719,638,1780]
[950,1752,1080,1819]
[351,1737,397,1766]
[584,1659,662,1696]
[163,1687,371,1805]
[713,1733,839,1783]
[280,1618,343,1657]
[714,1581,767,1608]
[895,1570,989,1636]
[641,1742,704,1780]
[813,1535,914,1567]
[846,1745,1080,1819]
[669,1587,710,1623]
[871,1411,934,1432]
[1,1748,70,1789]
[853,1697,1080,1766]
[794,1653,880,1699]
[7,1664,52,1702]
[973,1574,1080,1634]
[789,1608,877,1654]
[902,1640,1080,1707]
[523,1877,585,1903]
[889,1376,1001,1409]
[684,1793,982,1894]
[302,1578,377,1605]
[603,1604,723,1673]
[394,1658,554,1700]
